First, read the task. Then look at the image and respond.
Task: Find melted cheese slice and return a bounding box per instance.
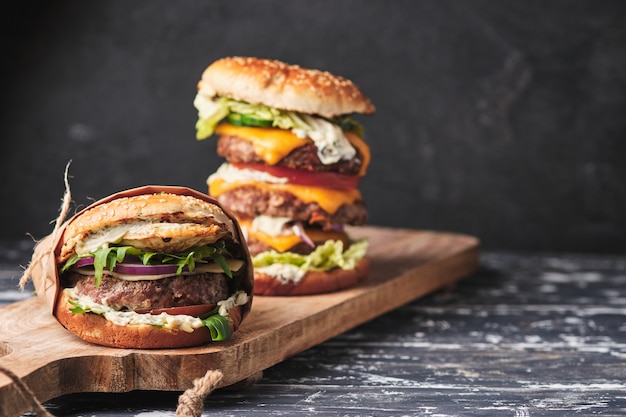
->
[215,123,371,175]
[209,178,362,215]
[239,219,347,252]
[347,133,370,176]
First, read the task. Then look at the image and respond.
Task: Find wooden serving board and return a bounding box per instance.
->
[0,226,479,417]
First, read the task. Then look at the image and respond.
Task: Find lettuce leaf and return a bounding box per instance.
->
[195,97,230,139]
[202,313,232,341]
[62,241,232,287]
[194,96,364,139]
[252,239,368,272]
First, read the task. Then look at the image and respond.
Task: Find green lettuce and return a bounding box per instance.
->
[195,97,364,139]
[252,239,368,272]
[61,241,232,287]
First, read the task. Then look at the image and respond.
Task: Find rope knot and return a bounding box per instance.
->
[175,369,224,417]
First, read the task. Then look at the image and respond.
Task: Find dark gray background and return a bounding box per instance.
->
[1,1,625,253]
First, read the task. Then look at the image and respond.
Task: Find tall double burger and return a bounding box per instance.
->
[43,186,253,349]
[193,57,374,295]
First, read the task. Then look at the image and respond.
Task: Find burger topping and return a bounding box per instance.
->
[212,186,368,227]
[208,162,288,186]
[242,216,349,253]
[208,164,363,215]
[70,259,245,281]
[291,114,355,164]
[66,272,231,311]
[194,95,309,139]
[229,162,361,190]
[64,287,249,340]
[217,135,366,175]
[62,241,235,287]
[253,239,369,283]
[213,123,370,171]
[194,96,366,165]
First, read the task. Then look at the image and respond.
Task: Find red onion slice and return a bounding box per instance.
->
[292,223,315,248]
[75,257,95,268]
[135,303,216,316]
[71,256,199,276]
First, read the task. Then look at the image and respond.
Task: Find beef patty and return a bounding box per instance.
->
[215,186,368,228]
[65,272,231,312]
[217,135,364,175]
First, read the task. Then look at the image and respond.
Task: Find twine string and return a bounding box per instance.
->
[0,364,225,417]
[19,161,73,290]
[0,364,55,417]
[175,369,224,417]
[11,162,227,417]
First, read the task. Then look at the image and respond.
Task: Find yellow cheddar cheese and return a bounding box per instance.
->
[239,219,348,252]
[215,123,371,175]
[209,178,362,215]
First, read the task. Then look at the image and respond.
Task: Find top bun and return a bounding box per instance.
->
[197,57,375,118]
[57,189,237,263]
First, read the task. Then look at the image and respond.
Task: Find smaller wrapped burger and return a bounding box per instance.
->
[25,186,253,349]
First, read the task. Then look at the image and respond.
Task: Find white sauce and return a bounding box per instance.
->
[65,288,249,331]
[256,263,305,284]
[207,162,288,185]
[193,92,218,118]
[292,115,356,164]
[251,215,292,237]
[217,291,249,317]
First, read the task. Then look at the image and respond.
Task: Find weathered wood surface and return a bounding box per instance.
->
[0,227,478,417]
[2,242,626,416]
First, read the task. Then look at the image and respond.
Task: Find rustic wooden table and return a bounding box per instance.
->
[2,239,625,416]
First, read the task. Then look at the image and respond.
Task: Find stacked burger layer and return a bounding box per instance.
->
[193,57,375,295]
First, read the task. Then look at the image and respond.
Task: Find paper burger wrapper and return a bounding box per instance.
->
[26,185,254,321]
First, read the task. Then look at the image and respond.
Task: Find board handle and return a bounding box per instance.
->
[0,363,54,417]
[0,363,263,417]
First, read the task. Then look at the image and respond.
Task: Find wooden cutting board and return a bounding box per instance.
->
[0,226,479,417]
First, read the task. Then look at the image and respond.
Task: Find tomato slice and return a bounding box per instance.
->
[136,304,217,317]
[232,163,360,190]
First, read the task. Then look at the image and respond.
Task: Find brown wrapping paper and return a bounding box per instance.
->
[27,185,254,322]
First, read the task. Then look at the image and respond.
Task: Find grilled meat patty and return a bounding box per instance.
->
[217,135,364,175]
[65,272,231,312]
[215,186,368,228]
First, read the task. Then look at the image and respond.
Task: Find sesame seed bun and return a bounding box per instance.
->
[197,57,375,118]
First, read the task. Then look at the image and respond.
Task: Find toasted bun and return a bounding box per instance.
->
[254,257,370,296]
[55,290,244,349]
[198,57,375,118]
[58,191,236,263]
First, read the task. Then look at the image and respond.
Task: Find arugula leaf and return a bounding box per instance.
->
[68,299,89,314]
[211,253,232,278]
[62,241,234,287]
[202,313,232,341]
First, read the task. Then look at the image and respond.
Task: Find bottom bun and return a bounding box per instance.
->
[54,291,243,349]
[254,257,370,296]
